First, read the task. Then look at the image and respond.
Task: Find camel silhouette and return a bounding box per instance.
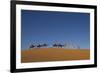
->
[29,44,35,48]
[53,43,65,48]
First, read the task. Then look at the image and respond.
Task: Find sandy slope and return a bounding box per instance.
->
[21,48,90,63]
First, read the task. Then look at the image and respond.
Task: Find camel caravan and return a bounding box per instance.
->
[29,43,48,48]
[29,42,80,49]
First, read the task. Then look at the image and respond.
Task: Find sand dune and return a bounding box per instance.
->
[21,48,90,63]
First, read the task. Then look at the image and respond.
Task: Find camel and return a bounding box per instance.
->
[37,43,48,48]
[29,44,35,48]
[37,44,41,48]
[53,43,65,48]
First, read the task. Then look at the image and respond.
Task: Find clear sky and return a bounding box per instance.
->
[21,10,90,50]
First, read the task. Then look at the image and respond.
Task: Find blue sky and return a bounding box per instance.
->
[21,10,90,50]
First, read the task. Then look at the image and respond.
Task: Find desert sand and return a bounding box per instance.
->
[21,48,90,63]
